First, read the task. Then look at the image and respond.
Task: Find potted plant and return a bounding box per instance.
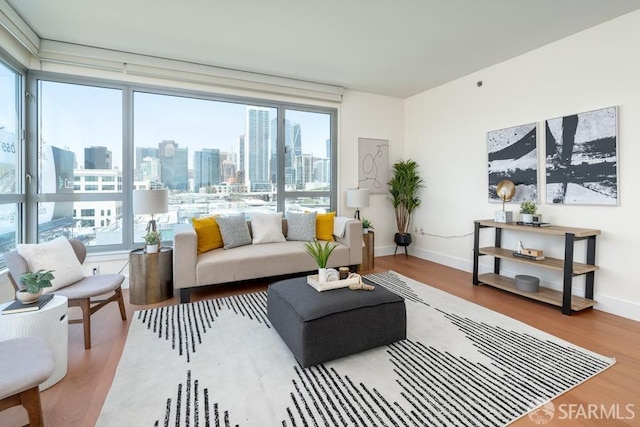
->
[387,159,425,250]
[143,229,162,253]
[361,218,374,234]
[304,239,338,283]
[520,201,537,223]
[18,269,55,303]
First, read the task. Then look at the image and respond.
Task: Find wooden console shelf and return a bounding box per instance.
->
[473,220,600,315]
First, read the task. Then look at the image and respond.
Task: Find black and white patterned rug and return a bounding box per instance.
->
[97,271,614,426]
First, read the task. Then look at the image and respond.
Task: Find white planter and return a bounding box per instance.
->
[146,244,159,253]
[16,289,42,303]
[521,213,534,223]
[363,228,369,234]
[318,268,327,283]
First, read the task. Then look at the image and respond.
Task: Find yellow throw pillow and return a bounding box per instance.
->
[316,212,336,241]
[192,216,223,254]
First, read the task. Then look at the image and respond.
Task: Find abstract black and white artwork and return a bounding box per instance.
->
[487,123,538,203]
[358,138,389,194]
[546,107,618,205]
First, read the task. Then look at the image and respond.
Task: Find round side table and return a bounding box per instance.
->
[129,247,173,305]
[0,295,69,390]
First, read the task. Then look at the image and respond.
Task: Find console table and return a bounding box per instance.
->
[472,220,600,315]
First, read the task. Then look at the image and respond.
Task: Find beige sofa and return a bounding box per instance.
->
[173,218,363,302]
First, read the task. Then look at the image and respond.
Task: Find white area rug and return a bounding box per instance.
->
[98,271,614,426]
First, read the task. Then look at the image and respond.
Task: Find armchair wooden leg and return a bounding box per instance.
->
[115,288,127,321]
[21,386,45,427]
[80,298,91,350]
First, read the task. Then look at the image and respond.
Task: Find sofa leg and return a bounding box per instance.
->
[180,289,191,304]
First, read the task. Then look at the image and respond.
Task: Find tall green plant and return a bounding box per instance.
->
[304,239,338,268]
[387,159,425,235]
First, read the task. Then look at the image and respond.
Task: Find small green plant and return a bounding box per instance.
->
[362,218,374,229]
[20,269,55,294]
[520,201,537,214]
[304,239,338,268]
[143,230,162,245]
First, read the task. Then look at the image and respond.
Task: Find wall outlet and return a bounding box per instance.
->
[92,266,99,276]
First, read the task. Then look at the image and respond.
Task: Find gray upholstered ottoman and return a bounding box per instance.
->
[267,276,406,368]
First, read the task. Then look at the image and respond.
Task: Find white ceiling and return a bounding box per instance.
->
[6,0,640,98]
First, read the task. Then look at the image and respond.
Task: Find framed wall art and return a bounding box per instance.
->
[358,138,389,194]
[487,123,538,203]
[545,106,618,205]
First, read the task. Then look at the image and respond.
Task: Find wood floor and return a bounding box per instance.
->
[2,256,639,426]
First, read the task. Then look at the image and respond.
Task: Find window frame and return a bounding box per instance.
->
[26,72,337,251]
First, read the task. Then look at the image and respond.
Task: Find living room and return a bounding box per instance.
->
[1,2,640,426]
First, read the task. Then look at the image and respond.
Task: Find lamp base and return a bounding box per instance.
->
[494,210,513,223]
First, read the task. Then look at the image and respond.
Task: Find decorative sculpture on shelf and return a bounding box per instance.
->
[494,179,515,223]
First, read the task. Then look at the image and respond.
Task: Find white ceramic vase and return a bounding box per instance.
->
[318,268,328,283]
[146,244,159,253]
[16,289,42,303]
[521,213,533,223]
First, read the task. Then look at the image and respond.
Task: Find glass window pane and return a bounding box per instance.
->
[38,201,123,245]
[283,110,332,192]
[38,81,123,194]
[0,61,19,194]
[284,196,330,213]
[134,92,278,232]
[0,203,18,268]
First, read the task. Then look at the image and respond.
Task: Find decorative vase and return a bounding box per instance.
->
[394,233,412,247]
[16,289,42,303]
[146,244,159,253]
[318,268,328,283]
[521,213,534,223]
[363,228,369,234]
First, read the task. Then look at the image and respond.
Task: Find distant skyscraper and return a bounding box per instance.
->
[296,154,315,189]
[84,146,112,169]
[246,108,270,192]
[238,135,245,183]
[158,140,188,191]
[270,118,301,187]
[194,148,221,191]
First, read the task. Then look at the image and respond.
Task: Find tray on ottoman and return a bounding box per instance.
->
[267,276,406,368]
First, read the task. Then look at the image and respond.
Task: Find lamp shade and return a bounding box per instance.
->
[346,188,370,208]
[132,189,169,215]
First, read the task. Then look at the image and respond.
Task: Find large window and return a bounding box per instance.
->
[133,91,336,242]
[27,75,336,250]
[36,80,123,246]
[0,58,23,266]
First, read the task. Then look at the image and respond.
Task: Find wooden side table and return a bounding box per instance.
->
[360,231,375,271]
[0,295,68,390]
[129,247,173,305]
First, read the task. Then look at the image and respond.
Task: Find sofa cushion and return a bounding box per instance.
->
[286,212,316,241]
[316,212,336,241]
[17,236,85,292]
[216,213,252,249]
[192,216,223,254]
[250,212,286,244]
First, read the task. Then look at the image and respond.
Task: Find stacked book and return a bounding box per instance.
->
[2,293,54,315]
[512,248,545,261]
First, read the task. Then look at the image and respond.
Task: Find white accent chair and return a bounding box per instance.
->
[3,239,127,349]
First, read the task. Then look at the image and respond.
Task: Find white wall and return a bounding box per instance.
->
[404,10,640,321]
[338,90,404,243]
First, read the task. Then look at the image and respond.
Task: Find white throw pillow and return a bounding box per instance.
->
[251,212,286,244]
[17,236,85,293]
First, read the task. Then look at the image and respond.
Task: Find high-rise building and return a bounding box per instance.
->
[246,108,270,192]
[270,118,301,188]
[194,148,221,191]
[158,140,188,191]
[84,146,112,170]
[296,153,315,190]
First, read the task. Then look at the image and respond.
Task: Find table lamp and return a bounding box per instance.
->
[346,188,370,220]
[132,189,169,232]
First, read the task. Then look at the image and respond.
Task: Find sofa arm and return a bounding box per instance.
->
[173,223,198,290]
[335,218,363,265]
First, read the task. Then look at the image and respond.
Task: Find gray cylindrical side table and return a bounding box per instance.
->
[129,247,173,305]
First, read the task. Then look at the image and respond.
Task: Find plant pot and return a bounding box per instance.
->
[362,228,369,234]
[521,213,534,223]
[146,244,159,253]
[394,233,412,247]
[16,289,42,303]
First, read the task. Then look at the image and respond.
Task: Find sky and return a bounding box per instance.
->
[40,81,332,170]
